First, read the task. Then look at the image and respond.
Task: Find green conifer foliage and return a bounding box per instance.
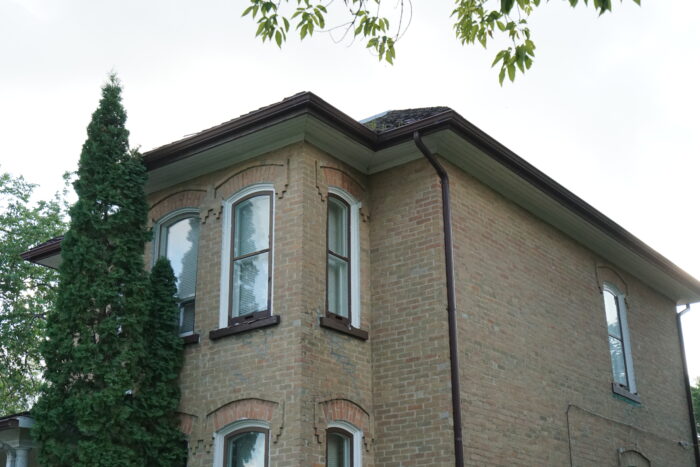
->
[32,75,159,466]
[140,257,186,466]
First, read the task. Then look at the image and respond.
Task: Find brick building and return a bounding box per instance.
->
[22,92,700,466]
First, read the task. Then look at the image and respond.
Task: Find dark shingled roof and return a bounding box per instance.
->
[362,107,451,133]
[20,235,63,262]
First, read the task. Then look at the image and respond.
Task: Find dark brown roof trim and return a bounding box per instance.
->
[0,411,30,431]
[378,112,700,297]
[20,236,63,264]
[143,92,378,171]
[29,92,700,296]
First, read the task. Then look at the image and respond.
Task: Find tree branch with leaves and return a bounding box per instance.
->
[243,0,640,84]
[0,171,68,414]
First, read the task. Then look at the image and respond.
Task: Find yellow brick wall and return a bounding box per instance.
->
[145,143,695,466]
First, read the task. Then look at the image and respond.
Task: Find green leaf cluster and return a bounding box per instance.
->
[0,172,68,413]
[31,75,185,466]
[242,0,641,82]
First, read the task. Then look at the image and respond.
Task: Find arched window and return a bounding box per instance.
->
[325,188,361,329]
[155,209,200,336]
[218,184,275,331]
[213,420,269,467]
[602,282,637,396]
[326,421,362,467]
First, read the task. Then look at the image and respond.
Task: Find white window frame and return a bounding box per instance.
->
[153,208,201,337]
[219,184,276,329]
[212,419,270,467]
[603,282,636,394]
[327,187,361,329]
[327,420,363,467]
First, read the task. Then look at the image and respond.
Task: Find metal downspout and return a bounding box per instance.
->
[413,131,464,467]
[677,304,700,466]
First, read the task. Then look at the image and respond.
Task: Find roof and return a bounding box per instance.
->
[21,236,63,268]
[21,92,700,304]
[0,412,32,431]
[362,107,451,133]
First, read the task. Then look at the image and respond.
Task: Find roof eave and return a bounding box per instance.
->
[23,93,700,303]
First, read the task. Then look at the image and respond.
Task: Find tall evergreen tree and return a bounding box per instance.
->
[32,75,154,466]
[140,257,186,466]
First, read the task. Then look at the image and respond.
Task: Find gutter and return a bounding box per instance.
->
[676,304,700,465]
[413,131,464,466]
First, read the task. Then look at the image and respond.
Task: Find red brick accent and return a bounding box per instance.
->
[315,399,371,450]
[178,412,197,436]
[149,189,207,222]
[314,160,370,221]
[215,161,288,201]
[208,398,277,432]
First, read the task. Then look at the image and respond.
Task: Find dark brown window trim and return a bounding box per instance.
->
[320,316,368,341]
[223,426,269,467]
[326,426,353,467]
[210,315,280,340]
[181,333,199,345]
[611,382,641,404]
[228,191,274,327]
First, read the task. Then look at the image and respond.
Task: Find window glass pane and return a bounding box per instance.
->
[328,255,349,318]
[164,217,199,300]
[327,432,350,467]
[603,290,621,339]
[234,196,270,257]
[608,336,628,387]
[226,431,266,467]
[328,197,348,257]
[179,301,195,335]
[232,253,269,317]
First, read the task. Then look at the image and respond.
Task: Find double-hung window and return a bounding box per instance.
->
[324,188,362,334]
[216,184,276,334]
[156,211,200,336]
[326,421,362,467]
[602,283,637,395]
[326,427,352,467]
[327,195,351,323]
[214,420,269,467]
[229,191,273,324]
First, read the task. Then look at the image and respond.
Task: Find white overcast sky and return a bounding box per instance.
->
[1,0,699,381]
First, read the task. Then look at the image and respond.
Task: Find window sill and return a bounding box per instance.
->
[181,333,200,345]
[611,382,641,404]
[319,317,368,341]
[209,315,280,340]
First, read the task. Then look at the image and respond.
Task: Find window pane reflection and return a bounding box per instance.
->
[603,290,621,339]
[232,253,269,317]
[328,255,349,318]
[234,196,270,257]
[609,335,627,387]
[328,197,348,257]
[164,217,199,300]
[226,431,266,467]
